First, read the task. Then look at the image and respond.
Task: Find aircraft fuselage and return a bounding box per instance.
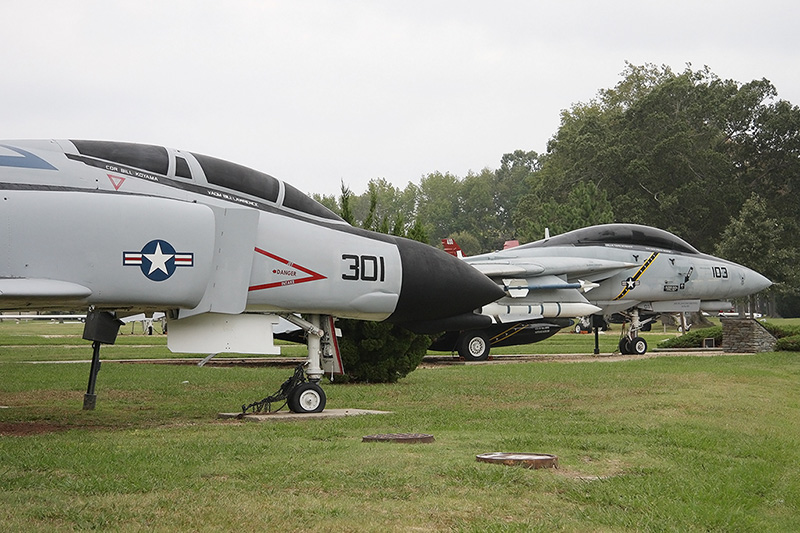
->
[477,244,768,316]
[0,140,502,325]
[436,224,771,359]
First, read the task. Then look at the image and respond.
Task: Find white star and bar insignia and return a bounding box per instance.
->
[123,239,193,281]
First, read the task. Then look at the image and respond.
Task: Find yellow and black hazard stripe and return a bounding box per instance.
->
[490,323,531,345]
[613,252,659,301]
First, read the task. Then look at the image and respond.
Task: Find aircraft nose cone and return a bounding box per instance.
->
[387,237,504,324]
[747,270,772,294]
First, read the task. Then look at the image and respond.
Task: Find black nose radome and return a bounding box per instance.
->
[387,237,504,324]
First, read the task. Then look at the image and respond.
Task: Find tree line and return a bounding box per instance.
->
[315,63,800,314]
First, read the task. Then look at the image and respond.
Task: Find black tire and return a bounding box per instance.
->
[630,336,648,355]
[287,382,326,413]
[619,338,632,355]
[457,330,490,361]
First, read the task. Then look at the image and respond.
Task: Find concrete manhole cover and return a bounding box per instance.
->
[476,452,558,469]
[362,433,435,444]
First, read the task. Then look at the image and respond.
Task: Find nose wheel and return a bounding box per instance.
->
[457,330,490,361]
[617,309,652,355]
[287,382,326,413]
[619,336,648,355]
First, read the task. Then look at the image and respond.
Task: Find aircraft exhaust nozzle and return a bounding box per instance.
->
[386,237,504,325]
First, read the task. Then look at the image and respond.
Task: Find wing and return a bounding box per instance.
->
[466,256,636,280]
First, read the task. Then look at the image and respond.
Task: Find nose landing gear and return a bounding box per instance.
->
[617,309,653,355]
[241,314,339,415]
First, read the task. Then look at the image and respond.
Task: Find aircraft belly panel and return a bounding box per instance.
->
[639,300,701,313]
[2,191,215,309]
[167,313,281,355]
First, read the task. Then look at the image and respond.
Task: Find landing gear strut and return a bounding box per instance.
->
[241,314,336,414]
[617,309,652,355]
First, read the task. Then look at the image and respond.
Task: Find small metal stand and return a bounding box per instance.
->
[592,314,603,355]
[81,310,123,410]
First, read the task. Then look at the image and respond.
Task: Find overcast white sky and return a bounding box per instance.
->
[2,1,798,196]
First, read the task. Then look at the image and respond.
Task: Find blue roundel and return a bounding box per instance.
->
[140,239,177,282]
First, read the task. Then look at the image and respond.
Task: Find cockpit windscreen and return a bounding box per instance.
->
[518,224,699,254]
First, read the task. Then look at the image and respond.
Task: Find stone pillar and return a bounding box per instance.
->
[720,318,777,353]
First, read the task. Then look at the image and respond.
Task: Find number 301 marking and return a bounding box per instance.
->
[342,254,386,282]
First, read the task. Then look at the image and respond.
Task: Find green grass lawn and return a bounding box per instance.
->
[0,318,712,362]
[1,321,799,531]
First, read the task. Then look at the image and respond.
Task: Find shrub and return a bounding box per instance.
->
[336,320,432,383]
[657,326,722,349]
[658,322,800,350]
[776,334,800,352]
[761,322,800,339]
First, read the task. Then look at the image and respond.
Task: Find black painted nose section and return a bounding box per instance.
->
[386,237,504,324]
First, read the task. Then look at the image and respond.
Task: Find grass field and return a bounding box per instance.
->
[1,320,799,531]
[0,317,721,361]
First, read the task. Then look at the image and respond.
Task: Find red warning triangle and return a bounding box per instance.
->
[107,174,126,191]
[249,248,326,291]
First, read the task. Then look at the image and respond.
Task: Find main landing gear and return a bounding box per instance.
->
[617,309,654,355]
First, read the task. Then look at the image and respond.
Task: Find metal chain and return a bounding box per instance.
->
[240,364,307,415]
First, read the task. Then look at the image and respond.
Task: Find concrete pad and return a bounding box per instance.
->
[218,408,391,422]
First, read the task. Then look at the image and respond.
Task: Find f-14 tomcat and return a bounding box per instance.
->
[0,139,503,411]
[436,224,771,360]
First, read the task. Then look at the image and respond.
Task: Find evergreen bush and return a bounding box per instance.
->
[776,335,800,351]
[337,320,432,383]
[657,327,722,349]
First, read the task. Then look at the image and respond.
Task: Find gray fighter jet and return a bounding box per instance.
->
[0,139,502,411]
[434,224,772,360]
